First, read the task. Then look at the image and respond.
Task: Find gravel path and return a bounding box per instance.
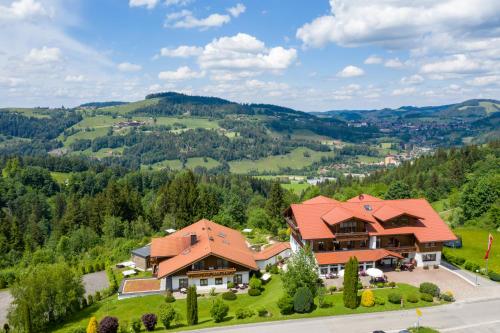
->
[0,271,110,326]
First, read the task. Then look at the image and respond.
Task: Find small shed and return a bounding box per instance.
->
[253,242,292,270]
[131,244,151,271]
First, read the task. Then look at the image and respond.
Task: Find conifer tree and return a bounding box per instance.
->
[86,316,98,333]
[342,256,359,309]
[186,285,198,325]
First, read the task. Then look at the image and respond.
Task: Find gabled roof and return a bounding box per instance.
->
[302,195,340,204]
[154,219,258,278]
[347,194,383,203]
[315,249,404,265]
[290,195,456,243]
[253,242,291,261]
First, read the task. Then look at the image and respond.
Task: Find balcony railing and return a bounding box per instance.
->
[385,245,416,253]
[186,268,236,278]
[335,231,369,240]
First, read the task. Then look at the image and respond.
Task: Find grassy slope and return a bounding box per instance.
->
[143,157,221,171]
[445,228,500,272]
[1,108,50,119]
[52,275,438,333]
[229,147,334,174]
[282,182,311,195]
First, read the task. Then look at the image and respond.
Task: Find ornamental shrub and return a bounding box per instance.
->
[141,313,157,331]
[222,291,237,300]
[277,294,294,315]
[98,316,119,333]
[186,285,198,325]
[361,289,375,307]
[130,318,141,333]
[249,276,262,290]
[227,281,235,289]
[86,316,98,333]
[71,328,85,333]
[419,282,440,297]
[406,293,419,303]
[256,306,269,317]
[420,293,434,302]
[375,296,385,305]
[376,282,385,288]
[248,288,261,296]
[343,257,359,309]
[235,307,254,319]
[388,282,396,288]
[488,270,500,282]
[328,286,337,294]
[210,299,229,323]
[95,291,101,301]
[388,292,402,304]
[159,304,178,329]
[293,287,314,313]
[317,286,327,308]
[464,261,480,272]
[165,289,176,303]
[87,294,94,305]
[439,291,455,302]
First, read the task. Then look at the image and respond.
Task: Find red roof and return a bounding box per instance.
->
[315,249,403,265]
[347,194,383,202]
[152,220,258,278]
[290,194,456,243]
[253,242,291,260]
[302,195,340,204]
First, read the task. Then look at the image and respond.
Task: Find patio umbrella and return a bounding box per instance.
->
[366,267,384,278]
[338,269,345,277]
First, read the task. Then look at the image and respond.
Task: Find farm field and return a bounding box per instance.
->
[282,182,311,194]
[229,147,334,174]
[1,108,50,119]
[52,275,437,333]
[97,98,160,114]
[445,228,500,272]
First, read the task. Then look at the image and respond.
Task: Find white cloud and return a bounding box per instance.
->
[392,87,416,96]
[337,65,364,78]
[227,3,246,18]
[160,45,203,58]
[384,58,404,68]
[129,0,159,9]
[364,55,383,65]
[198,33,297,71]
[158,66,205,80]
[420,54,482,74]
[466,75,499,86]
[65,75,85,82]
[0,0,48,20]
[25,46,61,63]
[118,62,142,72]
[401,74,424,85]
[296,0,500,48]
[165,0,192,6]
[165,10,231,29]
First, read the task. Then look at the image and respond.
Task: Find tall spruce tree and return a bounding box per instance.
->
[265,181,286,233]
[167,170,199,229]
[342,256,359,309]
[186,285,198,325]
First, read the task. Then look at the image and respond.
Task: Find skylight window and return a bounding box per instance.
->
[218,232,226,238]
[364,204,373,211]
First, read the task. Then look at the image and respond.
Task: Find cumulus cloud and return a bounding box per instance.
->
[0,0,48,20]
[384,58,404,68]
[158,66,205,80]
[420,54,483,74]
[337,65,364,78]
[117,62,142,72]
[227,3,246,18]
[198,33,297,71]
[165,10,231,29]
[401,74,424,85]
[296,0,500,48]
[65,75,85,82]
[25,46,61,63]
[466,75,499,86]
[129,0,159,9]
[364,55,383,64]
[165,0,192,6]
[392,87,416,96]
[160,45,203,58]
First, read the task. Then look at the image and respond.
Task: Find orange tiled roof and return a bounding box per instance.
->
[253,242,291,260]
[315,249,403,265]
[290,194,456,243]
[302,195,340,204]
[153,219,258,278]
[347,194,383,202]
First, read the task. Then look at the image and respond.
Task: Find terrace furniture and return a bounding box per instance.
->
[180,288,187,294]
[122,269,137,277]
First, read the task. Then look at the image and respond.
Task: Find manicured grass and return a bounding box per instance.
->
[408,327,440,333]
[445,228,500,272]
[143,157,221,171]
[229,147,334,174]
[52,275,440,333]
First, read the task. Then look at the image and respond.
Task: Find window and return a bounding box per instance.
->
[360,240,367,248]
[233,274,243,284]
[193,260,204,270]
[179,278,188,289]
[200,279,208,286]
[422,253,437,262]
[339,221,357,233]
[320,267,328,275]
[318,241,325,251]
[215,278,223,285]
[216,259,223,268]
[425,242,436,248]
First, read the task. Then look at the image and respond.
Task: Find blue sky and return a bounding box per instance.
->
[1,0,499,111]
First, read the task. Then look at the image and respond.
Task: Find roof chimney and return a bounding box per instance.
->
[190,233,197,246]
[358,194,364,201]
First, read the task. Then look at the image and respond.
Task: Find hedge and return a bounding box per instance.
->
[420,293,434,302]
[235,307,254,319]
[388,292,402,304]
[406,293,419,303]
[222,291,237,301]
[248,288,261,296]
[419,282,440,297]
[488,271,500,282]
[464,261,481,273]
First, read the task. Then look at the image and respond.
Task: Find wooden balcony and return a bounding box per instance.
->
[385,245,417,253]
[335,231,369,241]
[186,268,236,278]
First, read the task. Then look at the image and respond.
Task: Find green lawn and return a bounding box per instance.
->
[445,228,500,272]
[98,99,160,114]
[143,157,221,171]
[229,147,334,174]
[1,108,50,119]
[52,275,439,333]
[282,182,311,195]
[51,172,72,184]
